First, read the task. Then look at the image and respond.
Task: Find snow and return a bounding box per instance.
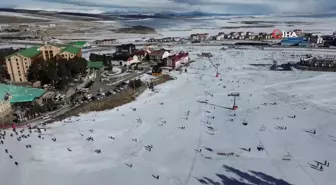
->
[1,46,336,185]
[0,12,51,20]
[0,44,32,49]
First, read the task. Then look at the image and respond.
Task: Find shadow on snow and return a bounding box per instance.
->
[196,165,292,185]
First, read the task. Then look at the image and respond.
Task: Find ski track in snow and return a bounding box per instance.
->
[1,46,336,185]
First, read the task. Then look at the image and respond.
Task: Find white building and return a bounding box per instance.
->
[126,55,141,66]
[0,100,12,121]
[216,34,225,40]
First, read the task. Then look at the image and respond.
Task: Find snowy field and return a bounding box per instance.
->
[1,46,336,185]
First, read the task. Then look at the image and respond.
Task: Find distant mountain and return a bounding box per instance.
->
[0,8,254,21]
[154,11,233,17]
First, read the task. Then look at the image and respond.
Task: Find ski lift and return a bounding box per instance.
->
[282,152,292,161]
[259,125,266,131]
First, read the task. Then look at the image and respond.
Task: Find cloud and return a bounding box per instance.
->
[1,0,335,14]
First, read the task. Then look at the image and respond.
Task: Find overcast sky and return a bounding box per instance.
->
[1,0,335,14]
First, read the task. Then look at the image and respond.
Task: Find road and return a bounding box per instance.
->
[17,68,151,128]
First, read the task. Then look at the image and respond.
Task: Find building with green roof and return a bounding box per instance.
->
[59,45,82,60]
[0,84,45,103]
[68,41,91,49]
[5,47,41,59]
[87,61,105,69]
[4,46,42,82]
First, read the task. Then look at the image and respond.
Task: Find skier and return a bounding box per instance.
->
[9,155,13,159]
[67,148,72,152]
[126,163,132,168]
[15,162,19,166]
[293,115,296,118]
[320,165,323,171]
[152,175,159,179]
[5,149,8,153]
[313,129,316,135]
[248,148,251,152]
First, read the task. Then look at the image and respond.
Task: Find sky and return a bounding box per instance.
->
[0,0,335,14]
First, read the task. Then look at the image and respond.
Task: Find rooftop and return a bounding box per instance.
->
[0,84,45,103]
[61,45,81,55]
[87,61,105,69]
[5,47,41,59]
[68,41,88,48]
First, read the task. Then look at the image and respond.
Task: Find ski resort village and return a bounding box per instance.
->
[1,9,336,185]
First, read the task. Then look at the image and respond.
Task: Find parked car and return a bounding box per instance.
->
[42,115,50,120]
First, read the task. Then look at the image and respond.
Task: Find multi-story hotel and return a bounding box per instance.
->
[4,44,82,82]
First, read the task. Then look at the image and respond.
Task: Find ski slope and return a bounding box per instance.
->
[1,47,336,185]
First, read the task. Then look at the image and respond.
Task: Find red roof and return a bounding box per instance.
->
[149,50,165,56]
[134,50,147,56]
[171,52,189,62]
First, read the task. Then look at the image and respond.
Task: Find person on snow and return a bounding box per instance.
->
[126,163,132,168]
[67,148,72,152]
[15,162,19,166]
[5,149,8,153]
[320,165,323,171]
[152,175,159,179]
[9,155,13,159]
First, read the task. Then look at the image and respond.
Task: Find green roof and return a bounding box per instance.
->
[5,47,41,59]
[87,61,104,69]
[68,41,88,48]
[61,45,81,55]
[0,84,45,103]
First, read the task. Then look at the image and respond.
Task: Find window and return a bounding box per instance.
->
[17,63,19,66]
[20,78,22,82]
[16,58,18,61]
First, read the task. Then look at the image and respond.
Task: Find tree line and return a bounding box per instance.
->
[27,57,87,90]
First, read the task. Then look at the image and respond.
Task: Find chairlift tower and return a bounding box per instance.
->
[228,92,240,110]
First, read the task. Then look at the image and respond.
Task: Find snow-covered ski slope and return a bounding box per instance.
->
[1,46,336,185]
